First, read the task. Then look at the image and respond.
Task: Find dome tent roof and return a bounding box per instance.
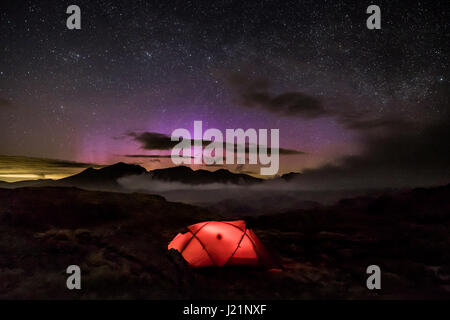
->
[168,220,274,267]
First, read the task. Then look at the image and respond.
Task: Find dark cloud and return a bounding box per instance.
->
[229,74,328,118]
[229,74,414,133]
[289,116,450,189]
[128,132,180,150]
[124,154,194,159]
[0,155,102,182]
[282,83,450,189]
[128,131,304,155]
[128,131,212,150]
[278,148,305,155]
[225,143,304,155]
[336,111,414,132]
[0,155,98,170]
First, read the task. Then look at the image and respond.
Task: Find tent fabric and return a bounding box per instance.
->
[168,220,273,267]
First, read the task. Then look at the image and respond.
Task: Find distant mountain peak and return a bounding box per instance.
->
[74,162,146,178]
[53,162,147,190]
[98,162,147,174]
[152,165,193,173]
[149,166,262,185]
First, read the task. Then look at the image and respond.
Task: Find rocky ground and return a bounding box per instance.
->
[0,185,449,299]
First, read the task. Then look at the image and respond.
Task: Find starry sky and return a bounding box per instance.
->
[0,0,448,185]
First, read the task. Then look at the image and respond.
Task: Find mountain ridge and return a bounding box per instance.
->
[0,162,262,190]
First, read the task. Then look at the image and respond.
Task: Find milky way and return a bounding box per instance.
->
[0,0,448,181]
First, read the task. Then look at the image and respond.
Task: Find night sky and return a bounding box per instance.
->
[0,0,448,186]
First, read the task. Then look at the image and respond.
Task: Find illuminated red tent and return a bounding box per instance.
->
[168,220,274,267]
